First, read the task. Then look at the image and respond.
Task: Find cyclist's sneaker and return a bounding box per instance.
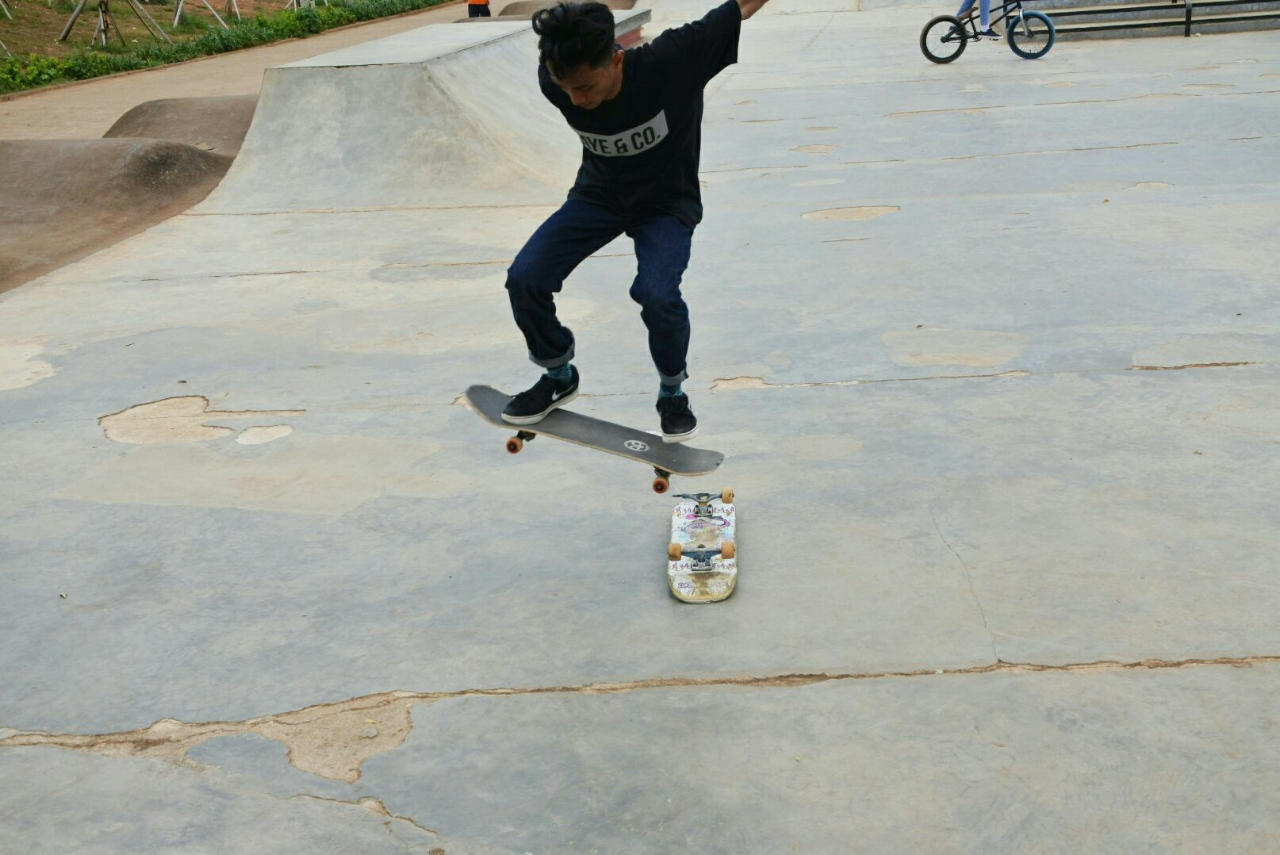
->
[979,27,1002,38]
[501,367,579,424]
[657,394,698,444]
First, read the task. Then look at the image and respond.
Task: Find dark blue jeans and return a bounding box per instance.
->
[505,198,694,385]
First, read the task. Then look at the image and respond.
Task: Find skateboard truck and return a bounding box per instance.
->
[668,545,735,569]
[654,472,737,498]
[675,489,735,506]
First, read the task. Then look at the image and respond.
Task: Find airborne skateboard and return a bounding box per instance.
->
[464,385,724,493]
[667,491,737,603]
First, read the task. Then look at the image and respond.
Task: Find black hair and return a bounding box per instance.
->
[532,3,617,79]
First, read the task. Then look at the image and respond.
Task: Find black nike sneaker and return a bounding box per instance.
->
[501,367,579,424]
[657,393,698,443]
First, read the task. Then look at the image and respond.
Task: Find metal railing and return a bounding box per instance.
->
[1050,0,1280,36]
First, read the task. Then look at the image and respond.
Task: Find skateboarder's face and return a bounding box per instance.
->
[549,50,624,110]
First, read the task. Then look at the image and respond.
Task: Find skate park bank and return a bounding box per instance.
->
[1,1,1279,850]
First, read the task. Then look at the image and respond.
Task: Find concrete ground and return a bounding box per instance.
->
[2,1,1280,852]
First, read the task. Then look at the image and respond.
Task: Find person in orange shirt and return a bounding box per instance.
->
[469,0,492,17]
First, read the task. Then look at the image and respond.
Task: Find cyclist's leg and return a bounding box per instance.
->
[956,0,975,17]
[979,0,992,30]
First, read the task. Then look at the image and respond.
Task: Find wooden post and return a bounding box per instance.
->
[63,0,167,46]
[91,0,127,47]
[199,0,229,28]
[126,0,173,43]
[59,0,91,41]
[173,0,230,29]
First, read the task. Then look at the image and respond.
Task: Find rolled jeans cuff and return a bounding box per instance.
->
[529,341,575,370]
[659,368,689,386]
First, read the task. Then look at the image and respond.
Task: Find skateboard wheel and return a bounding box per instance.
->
[721,488,734,504]
[721,540,735,560]
[506,437,523,454]
[668,542,683,561]
[652,476,670,494]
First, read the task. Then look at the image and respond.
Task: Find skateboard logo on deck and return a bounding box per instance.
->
[625,440,650,452]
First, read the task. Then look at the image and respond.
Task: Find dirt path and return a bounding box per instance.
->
[0,0,470,140]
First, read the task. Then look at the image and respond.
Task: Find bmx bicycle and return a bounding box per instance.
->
[920,0,1055,63]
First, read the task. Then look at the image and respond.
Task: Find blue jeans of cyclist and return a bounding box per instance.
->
[956,0,991,29]
[505,198,694,386]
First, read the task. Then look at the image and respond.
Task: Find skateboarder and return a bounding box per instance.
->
[501,0,773,442]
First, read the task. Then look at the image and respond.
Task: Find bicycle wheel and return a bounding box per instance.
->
[920,15,968,64]
[1007,10,1055,59]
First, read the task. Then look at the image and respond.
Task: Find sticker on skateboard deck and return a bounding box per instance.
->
[667,490,737,603]
[464,385,724,493]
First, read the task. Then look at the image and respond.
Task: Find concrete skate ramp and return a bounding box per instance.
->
[497,0,635,16]
[646,0,854,22]
[0,138,229,294]
[104,95,259,159]
[0,12,649,292]
[454,1,635,23]
[200,10,648,215]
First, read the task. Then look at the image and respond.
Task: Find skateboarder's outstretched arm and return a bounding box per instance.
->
[737,0,774,19]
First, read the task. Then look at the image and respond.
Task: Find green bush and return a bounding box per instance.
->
[319,6,360,27]
[63,49,149,80]
[0,0,448,94]
[0,54,73,91]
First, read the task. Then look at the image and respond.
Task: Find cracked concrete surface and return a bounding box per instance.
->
[709,369,1029,390]
[289,794,442,838]
[3,2,1280,852]
[801,204,899,220]
[5,655,1276,785]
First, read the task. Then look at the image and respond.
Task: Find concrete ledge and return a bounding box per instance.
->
[280,8,648,68]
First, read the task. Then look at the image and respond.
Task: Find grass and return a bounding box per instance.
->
[0,0,453,92]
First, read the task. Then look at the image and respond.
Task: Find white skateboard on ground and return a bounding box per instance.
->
[667,490,737,603]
